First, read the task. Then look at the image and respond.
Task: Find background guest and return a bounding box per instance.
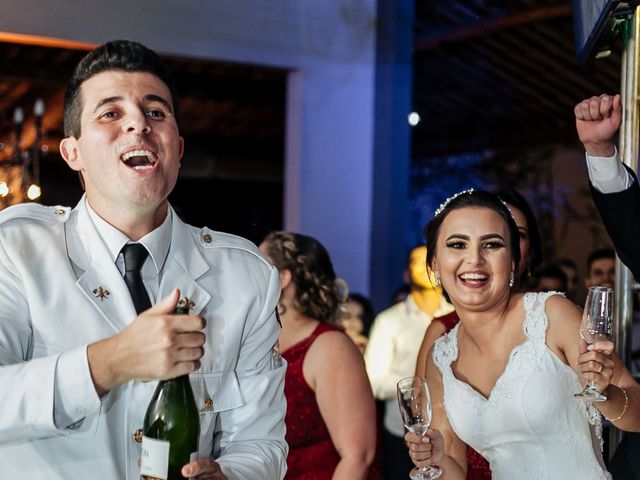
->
[556,257,581,303]
[575,94,640,479]
[365,245,453,480]
[390,284,412,305]
[574,93,640,279]
[260,231,376,480]
[585,248,616,289]
[534,264,568,293]
[494,188,543,291]
[342,293,375,354]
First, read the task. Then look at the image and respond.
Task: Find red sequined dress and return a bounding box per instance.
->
[282,323,341,479]
[435,311,492,480]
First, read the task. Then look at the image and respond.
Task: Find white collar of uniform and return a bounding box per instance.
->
[84,198,173,274]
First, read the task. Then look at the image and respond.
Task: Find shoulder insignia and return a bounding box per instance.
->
[200,228,214,247]
[0,203,70,225]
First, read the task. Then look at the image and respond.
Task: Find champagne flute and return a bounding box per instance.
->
[397,376,442,480]
[574,286,614,402]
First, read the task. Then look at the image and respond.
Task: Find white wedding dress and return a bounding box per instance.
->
[433,291,611,480]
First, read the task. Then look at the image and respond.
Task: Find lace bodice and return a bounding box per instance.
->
[433,292,611,480]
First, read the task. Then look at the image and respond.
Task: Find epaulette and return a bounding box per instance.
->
[0,203,70,225]
[198,227,215,248]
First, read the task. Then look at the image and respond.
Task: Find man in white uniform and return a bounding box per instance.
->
[0,40,287,479]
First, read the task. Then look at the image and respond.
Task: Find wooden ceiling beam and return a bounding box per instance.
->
[0,32,95,51]
[414,5,571,52]
[481,34,576,114]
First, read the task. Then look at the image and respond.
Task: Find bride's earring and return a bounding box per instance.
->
[433,272,440,286]
[509,271,514,288]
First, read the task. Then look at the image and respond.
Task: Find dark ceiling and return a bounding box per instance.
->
[412,0,621,157]
[0,41,286,176]
[0,1,625,236]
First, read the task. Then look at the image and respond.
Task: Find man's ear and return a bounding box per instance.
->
[59,137,82,171]
[279,269,293,290]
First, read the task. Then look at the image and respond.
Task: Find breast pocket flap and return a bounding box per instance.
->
[190,371,244,414]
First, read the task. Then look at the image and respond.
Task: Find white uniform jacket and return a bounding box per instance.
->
[0,199,287,479]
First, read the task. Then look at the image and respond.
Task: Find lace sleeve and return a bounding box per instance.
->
[523,291,566,344]
[431,326,458,375]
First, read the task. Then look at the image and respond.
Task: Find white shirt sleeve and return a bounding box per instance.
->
[585,146,634,193]
[0,223,103,443]
[364,312,398,401]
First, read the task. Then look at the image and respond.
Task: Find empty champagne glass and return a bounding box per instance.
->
[574,286,614,402]
[397,376,442,480]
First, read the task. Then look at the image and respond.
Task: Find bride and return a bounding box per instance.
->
[405,189,639,479]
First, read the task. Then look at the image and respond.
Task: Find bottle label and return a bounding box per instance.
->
[140,436,169,480]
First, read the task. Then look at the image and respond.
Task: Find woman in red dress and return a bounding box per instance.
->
[260,232,377,479]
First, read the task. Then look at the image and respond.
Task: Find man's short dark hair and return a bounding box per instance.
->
[586,248,615,272]
[535,264,568,292]
[63,40,179,138]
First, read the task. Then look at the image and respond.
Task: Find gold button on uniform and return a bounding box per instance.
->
[204,398,213,411]
[203,233,213,244]
[133,428,143,443]
[54,209,65,216]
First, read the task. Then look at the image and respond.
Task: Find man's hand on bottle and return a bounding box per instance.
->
[87,288,206,396]
[182,458,228,479]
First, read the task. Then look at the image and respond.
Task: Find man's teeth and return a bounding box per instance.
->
[121,150,156,164]
[460,273,488,280]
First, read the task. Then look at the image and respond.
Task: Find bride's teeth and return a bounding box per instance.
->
[461,273,487,280]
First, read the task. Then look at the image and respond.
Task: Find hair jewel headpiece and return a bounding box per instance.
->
[496,196,516,221]
[433,188,516,222]
[433,188,474,217]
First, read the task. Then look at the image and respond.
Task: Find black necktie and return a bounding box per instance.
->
[121,243,152,314]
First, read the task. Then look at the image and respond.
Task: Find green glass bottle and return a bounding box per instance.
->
[140,304,200,480]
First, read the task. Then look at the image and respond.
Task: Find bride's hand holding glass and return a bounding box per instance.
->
[398,376,443,480]
[577,337,616,397]
[404,428,444,473]
[574,286,615,402]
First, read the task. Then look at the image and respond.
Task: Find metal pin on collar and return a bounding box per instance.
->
[92,287,110,301]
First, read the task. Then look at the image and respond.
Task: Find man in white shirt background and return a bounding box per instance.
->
[364,245,453,479]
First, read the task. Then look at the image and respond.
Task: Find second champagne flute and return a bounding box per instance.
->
[574,286,614,402]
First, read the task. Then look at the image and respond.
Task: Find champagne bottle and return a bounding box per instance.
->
[140,304,200,480]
